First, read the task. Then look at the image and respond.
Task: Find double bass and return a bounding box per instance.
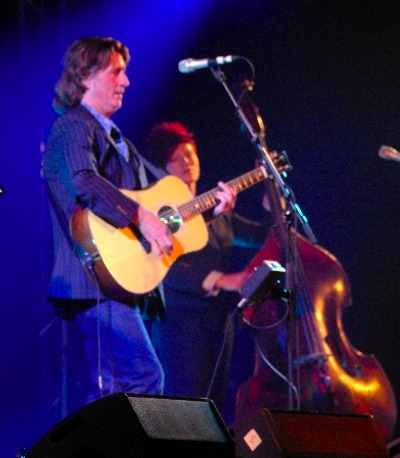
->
[233,81,397,442]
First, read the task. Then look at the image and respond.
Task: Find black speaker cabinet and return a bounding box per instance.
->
[27,393,235,457]
[231,409,390,457]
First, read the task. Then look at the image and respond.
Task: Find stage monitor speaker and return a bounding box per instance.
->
[27,393,235,457]
[231,409,390,457]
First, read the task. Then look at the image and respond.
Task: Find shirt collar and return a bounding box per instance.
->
[80,101,119,136]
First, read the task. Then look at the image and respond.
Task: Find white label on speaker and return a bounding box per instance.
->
[243,428,262,451]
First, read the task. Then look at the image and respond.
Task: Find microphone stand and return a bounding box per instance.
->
[209,66,317,410]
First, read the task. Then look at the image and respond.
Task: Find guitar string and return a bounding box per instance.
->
[162,167,267,223]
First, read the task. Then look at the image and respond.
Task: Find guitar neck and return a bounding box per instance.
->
[178,165,268,221]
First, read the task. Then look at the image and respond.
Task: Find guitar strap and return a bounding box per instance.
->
[134,150,167,181]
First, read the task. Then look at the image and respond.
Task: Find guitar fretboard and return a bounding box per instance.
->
[178,165,268,221]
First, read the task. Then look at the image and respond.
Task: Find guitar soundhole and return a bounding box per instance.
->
[158,206,182,234]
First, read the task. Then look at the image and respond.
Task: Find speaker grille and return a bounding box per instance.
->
[232,409,390,457]
[127,395,228,442]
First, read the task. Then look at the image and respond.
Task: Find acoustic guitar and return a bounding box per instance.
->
[71,164,275,297]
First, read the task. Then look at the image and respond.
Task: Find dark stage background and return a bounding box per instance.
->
[1,0,399,456]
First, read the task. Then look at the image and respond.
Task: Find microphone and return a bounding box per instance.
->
[378,145,400,163]
[178,55,239,73]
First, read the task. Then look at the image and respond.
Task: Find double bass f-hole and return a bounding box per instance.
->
[324,333,361,378]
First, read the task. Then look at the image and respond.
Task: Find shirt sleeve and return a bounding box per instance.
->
[202,270,224,296]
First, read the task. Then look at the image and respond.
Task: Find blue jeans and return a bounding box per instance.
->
[75,300,164,402]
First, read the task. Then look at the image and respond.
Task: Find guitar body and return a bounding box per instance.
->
[71,165,270,297]
[71,175,208,296]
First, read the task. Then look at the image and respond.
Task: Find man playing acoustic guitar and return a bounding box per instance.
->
[43,36,237,406]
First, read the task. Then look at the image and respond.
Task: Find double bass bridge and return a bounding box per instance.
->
[293,351,331,368]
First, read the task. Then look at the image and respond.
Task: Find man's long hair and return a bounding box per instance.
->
[53,36,130,114]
